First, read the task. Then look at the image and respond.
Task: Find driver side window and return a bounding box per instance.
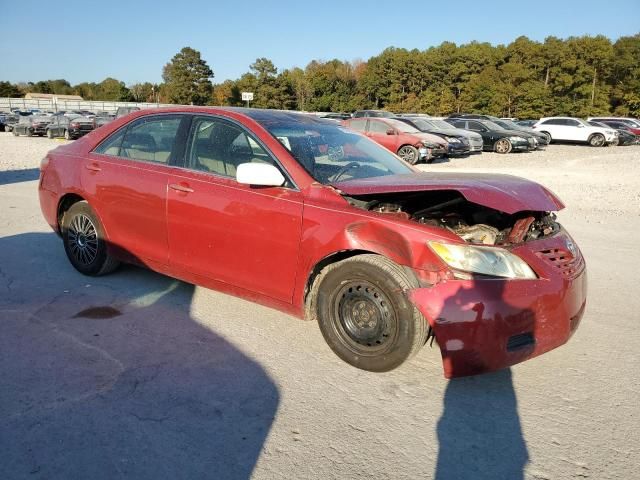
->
[369,120,390,134]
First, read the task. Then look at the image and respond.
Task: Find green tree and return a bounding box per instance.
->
[162,47,214,105]
[0,81,24,97]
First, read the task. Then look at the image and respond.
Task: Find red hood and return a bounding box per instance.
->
[333,173,564,214]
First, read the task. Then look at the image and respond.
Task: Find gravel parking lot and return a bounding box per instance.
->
[1,132,639,479]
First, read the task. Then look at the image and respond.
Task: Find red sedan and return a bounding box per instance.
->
[343,117,448,164]
[38,107,586,377]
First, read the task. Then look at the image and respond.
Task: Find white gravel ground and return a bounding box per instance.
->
[1,132,639,479]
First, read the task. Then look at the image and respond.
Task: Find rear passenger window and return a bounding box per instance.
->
[188,117,277,178]
[120,116,182,164]
[369,120,389,134]
[348,119,367,132]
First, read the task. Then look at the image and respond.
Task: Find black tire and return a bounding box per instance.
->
[588,133,605,147]
[47,129,53,139]
[61,201,120,276]
[64,129,70,140]
[541,131,552,144]
[494,138,512,154]
[397,145,420,165]
[314,254,428,372]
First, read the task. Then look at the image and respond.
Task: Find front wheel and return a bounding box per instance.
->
[61,201,120,276]
[494,138,512,154]
[12,129,19,136]
[314,254,428,372]
[589,133,605,147]
[397,145,420,164]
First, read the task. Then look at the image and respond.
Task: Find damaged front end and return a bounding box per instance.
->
[341,185,586,378]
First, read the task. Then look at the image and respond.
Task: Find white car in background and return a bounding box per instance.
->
[533,117,617,147]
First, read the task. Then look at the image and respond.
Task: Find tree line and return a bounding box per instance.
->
[1,34,638,118]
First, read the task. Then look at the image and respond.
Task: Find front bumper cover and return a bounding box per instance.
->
[409,231,587,378]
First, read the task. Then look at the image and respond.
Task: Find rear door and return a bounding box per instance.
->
[166,115,304,302]
[85,114,186,265]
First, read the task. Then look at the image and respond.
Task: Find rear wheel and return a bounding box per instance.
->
[47,129,53,139]
[26,130,32,137]
[314,254,428,372]
[494,138,512,154]
[397,145,420,164]
[64,129,70,140]
[589,133,605,147]
[12,128,19,136]
[61,201,120,276]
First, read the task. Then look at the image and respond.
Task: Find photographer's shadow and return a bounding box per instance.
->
[435,368,528,480]
[0,232,279,480]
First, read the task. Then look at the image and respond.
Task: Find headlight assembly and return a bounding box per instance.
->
[428,241,537,279]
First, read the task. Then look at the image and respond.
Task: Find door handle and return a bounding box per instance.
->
[169,183,194,193]
[86,163,101,172]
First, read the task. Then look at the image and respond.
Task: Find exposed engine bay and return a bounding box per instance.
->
[344,190,560,245]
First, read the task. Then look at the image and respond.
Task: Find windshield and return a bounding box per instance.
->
[482,120,505,130]
[386,119,420,133]
[251,113,413,184]
[429,119,456,130]
[496,119,521,130]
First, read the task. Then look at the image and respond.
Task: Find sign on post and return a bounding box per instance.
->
[241,92,254,107]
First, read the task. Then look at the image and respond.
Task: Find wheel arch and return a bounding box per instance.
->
[57,193,86,231]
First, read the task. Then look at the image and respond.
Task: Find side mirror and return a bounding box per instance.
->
[577,124,585,128]
[386,128,396,135]
[236,163,285,187]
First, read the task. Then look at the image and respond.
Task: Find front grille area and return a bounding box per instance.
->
[536,247,585,279]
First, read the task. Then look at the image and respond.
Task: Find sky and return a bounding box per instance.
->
[1,0,638,86]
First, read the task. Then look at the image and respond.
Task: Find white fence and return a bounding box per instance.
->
[0,97,174,113]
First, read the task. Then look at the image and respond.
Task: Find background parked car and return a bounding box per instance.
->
[588,121,638,146]
[533,117,617,146]
[343,117,447,164]
[12,115,52,137]
[395,116,471,156]
[449,114,548,148]
[2,113,19,132]
[446,118,536,153]
[588,118,640,136]
[65,116,96,139]
[46,115,72,138]
[588,117,640,130]
[94,116,115,129]
[516,120,537,128]
[352,110,395,118]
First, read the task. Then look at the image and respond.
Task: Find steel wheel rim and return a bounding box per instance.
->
[398,146,416,162]
[332,281,398,355]
[67,214,98,266]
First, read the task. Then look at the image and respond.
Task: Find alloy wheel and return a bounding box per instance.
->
[67,214,99,266]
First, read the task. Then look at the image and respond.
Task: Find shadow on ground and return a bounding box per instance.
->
[0,232,279,479]
[435,369,528,479]
[0,168,40,186]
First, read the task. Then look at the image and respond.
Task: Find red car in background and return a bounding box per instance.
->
[38,108,586,378]
[343,117,448,164]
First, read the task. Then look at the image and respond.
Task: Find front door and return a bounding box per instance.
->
[167,115,303,302]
